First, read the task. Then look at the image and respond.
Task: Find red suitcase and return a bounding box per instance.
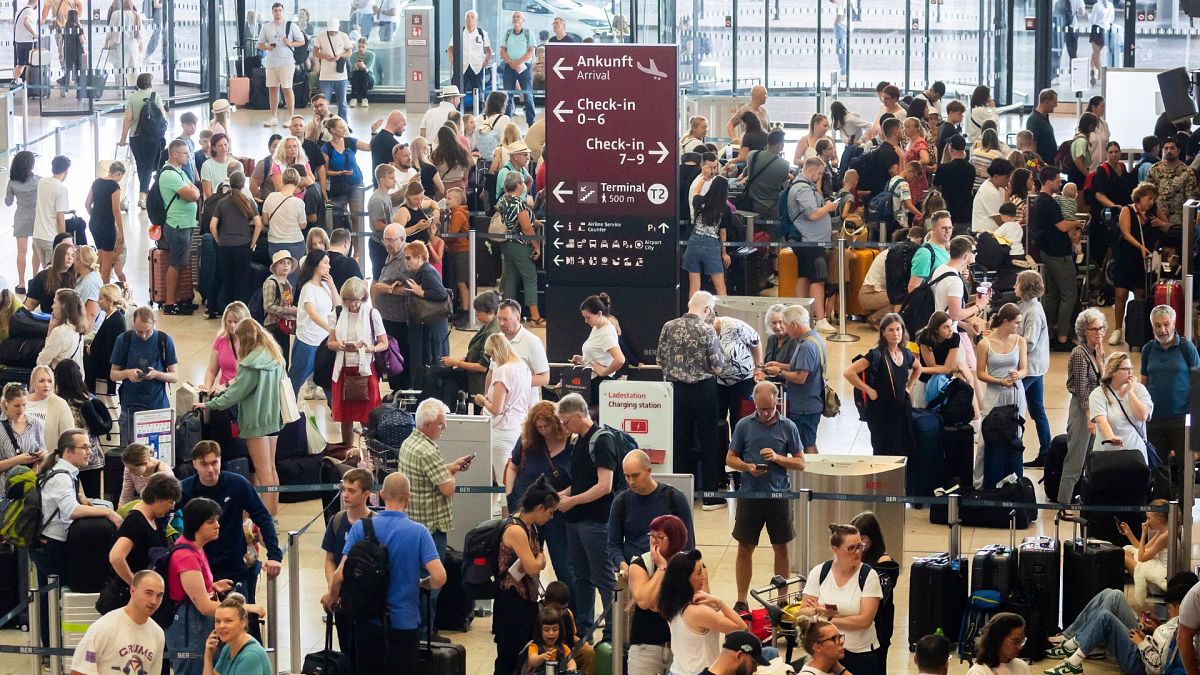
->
[148,247,194,307]
[1152,279,1184,334]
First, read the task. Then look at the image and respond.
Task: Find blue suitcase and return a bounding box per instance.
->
[199,232,219,309]
[908,408,945,498]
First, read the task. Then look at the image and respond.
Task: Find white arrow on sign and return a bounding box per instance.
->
[553,58,573,80]
[552,100,574,123]
[552,221,563,232]
[554,239,563,249]
[658,223,669,233]
[648,141,669,164]
[554,255,563,266]
[553,182,574,204]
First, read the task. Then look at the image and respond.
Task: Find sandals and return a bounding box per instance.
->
[527,318,546,327]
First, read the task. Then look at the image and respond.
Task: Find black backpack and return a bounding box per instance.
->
[589,424,637,493]
[286,22,310,66]
[136,92,168,139]
[884,241,929,305]
[899,270,961,337]
[146,166,185,227]
[340,518,390,620]
[462,516,525,600]
[149,540,199,629]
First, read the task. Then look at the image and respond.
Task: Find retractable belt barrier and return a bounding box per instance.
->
[696,489,1174,513]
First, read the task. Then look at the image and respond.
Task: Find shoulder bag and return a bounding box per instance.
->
[803,335,841,418]
[370,308,404,376]
[732,151,766,212]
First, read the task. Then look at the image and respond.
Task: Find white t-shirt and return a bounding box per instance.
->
[966,661,1032,675]
[389,166,419,195]
[375,0,397,24]
[314,30,353,81]
[489,360,532,430]
[863,247,889,291]
[420,101,457,138]
[582,323,619,372]
[14,4,37,42]
[296,281,335,346]
[1089,383,1154,460]
[461,27,490,73]
[494,327,548,401]
[994,220,1026,256]
[930,263,966,331]
[33,178,69,242]
[70,608,165,675]
[972,179,1005,233]
[262,193,307,244]
[803,563,884,653]
[258,19,305,68]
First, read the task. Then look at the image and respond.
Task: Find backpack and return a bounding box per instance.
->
[776,177,807,242]
[588,424,638,493]
[146,166,185,227]
[473,114,504,158]
[285,21,310,66]
[136,92,168,139]
[79,397,113,437]
[0,466,33,546]
[817,559,892,608]
[866,176,902,230]
[1056,134,1088,185]
[926,377,975,426]
[1081,161,1111,207]
[462,516,525,600]
[958,589,1003,663]
[340,518,390,620]
[148,540,200,629]
[898,269,961,338]
[884,241,929,305]
[1,469,70,549]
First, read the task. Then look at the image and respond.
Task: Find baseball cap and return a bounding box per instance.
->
[722,631,771,666]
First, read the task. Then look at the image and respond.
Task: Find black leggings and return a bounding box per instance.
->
[129,134,164,194]
[217,245,255,309]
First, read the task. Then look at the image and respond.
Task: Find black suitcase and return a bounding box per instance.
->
[301,612,350,675]
[972,545,1018,599]
[727,246,771,297]
[0,547,22,628]
[909,552,968,646]
[276,454,325,504]
[0,337,45,368]
[1059,514,1125,627]
[929,477,1036,529]
[418,589,467,674]
[942,422,975,488]
[0,365,33,387]
[248,67,270,110]
[1081,448,1150,544]
[1016,535,1060,659]
[103,449,125,505]
[65,516,117,592]
[908,408,945,497]
[1124,296,1153,351]
[435,547,474,633]
[1042,433,1070,502]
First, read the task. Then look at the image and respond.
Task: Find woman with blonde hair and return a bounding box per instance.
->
[680,115,708,154]
[72,245,103,328]
[269,136,315,193]
[491,122,523,173]
[475,331,533,486]
[85,284,129,388]
[0,287,20,343]
[327,277,387,445]
[37,289,88,371]
[203,302,251,394]
[410,136,445,199]
[25,365,71,446]
[394,180,442,247]
[195,318,286,515]
[794,113,831,165]
[1090,351,1153,461]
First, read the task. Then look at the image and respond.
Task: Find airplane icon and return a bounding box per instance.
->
[636,59,667,80]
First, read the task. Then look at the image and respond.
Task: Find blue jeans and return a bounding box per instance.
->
[165,602,213,675]
[354,12,374,39]
[566,518,614,642]
[419,530,447,632]
[540,514,579,623]
[289,340,320,395]
[1023,375,1052,457]
[835,22,848,77]
[30,538,68,648]
[268,240,305,288]
[320,79,349,121]
[1066,590,1144,674]
[502,64,535,126]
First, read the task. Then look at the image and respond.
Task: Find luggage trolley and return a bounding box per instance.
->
[748,574,807,664]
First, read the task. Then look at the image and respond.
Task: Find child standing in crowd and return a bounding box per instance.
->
[262,250,297,369]
[542,581,594,675]
[525,607,577,674]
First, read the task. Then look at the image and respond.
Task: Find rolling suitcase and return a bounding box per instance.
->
[1153,278,1184,335]
[1015,536,1060,659]
[908,408,945,497]
[198,233,220,308]
[1059,512,1124,627]
[909,506,967,647]
[777,246,798,299]
[301,612,349,675]
[0,337,45,368]
[434,547,475,633]
[148,247,193,306]
[65,516,117,592]
[418,589,467,674]
[971,512,1019,598]
[1124,293,1152,351]
[229,75,251,106]
[102,449,124,506]
[1081,448,1150,548]
[247,68,269,109]
[845,248,878,317]
[942,422,975,489]
[0,547,21,628]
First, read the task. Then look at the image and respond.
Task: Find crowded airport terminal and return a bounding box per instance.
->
[3,0,1200,673]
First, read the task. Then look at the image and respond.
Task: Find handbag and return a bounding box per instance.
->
[407,293,454,325]
[341,372,371,402]
[804,335,840,418]
[1106,384,1171,498]
[268,281,296,334]
[370,312,404,376]
[95,576,130,615]
[280,374,301,424]
[327,32,348,73]
[80,397,114,436]
[487,210,507,242]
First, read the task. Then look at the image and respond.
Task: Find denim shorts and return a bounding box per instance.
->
[682,235,724,276]
[790,412,821,449]
[161,224,194,268]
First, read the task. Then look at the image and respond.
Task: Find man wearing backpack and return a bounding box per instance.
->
[326,471,446,672]
[256,2,307,129]
[320,468,374,663]
[606,449,695,573]
[907,211,953,293]
[789,157,840,334]
[118,74,167,209]
[154,140,201,315]
[110,307,179,447]
[556,392,620,642]
[455,10,491,102]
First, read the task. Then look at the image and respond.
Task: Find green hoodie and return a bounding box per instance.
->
[205,347,285,439]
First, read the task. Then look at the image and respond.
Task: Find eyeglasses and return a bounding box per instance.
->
[843,543,867,552]
[1116,366,1134,372]
[816,633,846,646]
[1007,637,1028,647]
[1086,326,1104,332]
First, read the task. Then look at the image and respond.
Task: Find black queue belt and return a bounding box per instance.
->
[251,483,504,494]
[698,489,1172,514]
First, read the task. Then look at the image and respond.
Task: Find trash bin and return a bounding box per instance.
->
[790,455,906,576]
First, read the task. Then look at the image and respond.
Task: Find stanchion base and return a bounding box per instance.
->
[826,333,860,343]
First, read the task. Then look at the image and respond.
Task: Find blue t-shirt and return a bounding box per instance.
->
[787,332,825,415]
[342,510,439,630]
[321,510,374,568]
[1140,335,1200,418]
[909,244,949,281]
[323,139,364,188]
[109,329,177,411]
[731,413,802,493]
[213,637,272,675]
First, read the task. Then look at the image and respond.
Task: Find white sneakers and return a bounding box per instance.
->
[1107,328,1123,346]
[814,318,837,334]
[348,99,357,108]
[264,117,279,127]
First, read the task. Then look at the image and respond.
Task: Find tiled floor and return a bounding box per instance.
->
[0,101,1188,674]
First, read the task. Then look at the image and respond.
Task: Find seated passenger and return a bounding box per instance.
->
[967,612,1031,675]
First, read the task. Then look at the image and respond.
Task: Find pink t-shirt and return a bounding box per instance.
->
[269,161,311,178]
[167,537,213,603]
[211,334,238,385]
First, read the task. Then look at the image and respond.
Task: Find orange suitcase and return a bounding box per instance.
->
[228,77,250,107]
[844,248,878,317]
[149,247,194,307]
[777,247,798,299]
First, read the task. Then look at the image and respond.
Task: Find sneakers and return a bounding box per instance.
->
[264,117,279,127]
[348,99,357,108]
[701,498,727,511]
[1045,640,1077,659]
[361,98,369,108]
[1024,455,1047,468]
[814,318,836,334]
[1043,659,1083,675]
[137,193,147,209]
[1107,329,1123,346]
